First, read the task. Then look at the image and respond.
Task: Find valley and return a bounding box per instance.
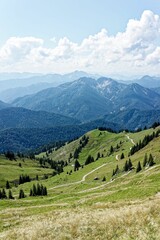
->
[0,126,160,239]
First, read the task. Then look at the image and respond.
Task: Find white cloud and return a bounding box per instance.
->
[0,10,160,77]
[0,37,43,66]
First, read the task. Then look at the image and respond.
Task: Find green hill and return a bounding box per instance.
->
[0,127,160,239]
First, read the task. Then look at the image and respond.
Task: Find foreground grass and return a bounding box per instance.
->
[0,195,160,240]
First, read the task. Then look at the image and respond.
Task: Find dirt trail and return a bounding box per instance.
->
[78,171,132,193]
[116,154,119,161]
[126,134,136,145]
[49,163,108,190]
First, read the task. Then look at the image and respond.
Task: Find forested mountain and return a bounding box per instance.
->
[0,107,80,129]
[0,115,120,152]
[12,77,160,121]
[102,109,160,130]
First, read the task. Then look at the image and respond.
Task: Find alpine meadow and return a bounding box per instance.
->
[0,1,160,240]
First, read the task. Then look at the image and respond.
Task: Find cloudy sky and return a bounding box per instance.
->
[0,0,160,78]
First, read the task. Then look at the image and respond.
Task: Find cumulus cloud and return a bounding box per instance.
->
[0,10,160,77]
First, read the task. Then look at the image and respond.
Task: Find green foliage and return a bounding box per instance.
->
[0,188,7,199]
[112,165,119,176]
[130,129,160,156]
[19,189,25,199]
[110,145,114,155]
[123,159,133,172]
[120,153,125,159]
[19,174,31,185]
[102,176,106,181]
[6,180,10,189]
[148,154,155,167]
[74,159,81,171]
[4,151,16,160]
[30,183,47,197]
[73,135,89,159]
[85,155,94,165]
[8,190,14,199]
[143,153,148,167]
[136,161,142,173]
[96,152,101,160]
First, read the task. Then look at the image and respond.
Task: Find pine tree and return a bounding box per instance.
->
[37,183,41,195]
[42,186,47,196]
[85,155,94,165]
[120,153,125,159]
[124,160,128,172]
[110,146,114,154]
[96,152,101,160]
[6,180,10,189]
[102,176,106,182]
[74,159,81,171]
[136,161,142,173]
[19,189,25,199]
[33,184,37,196]
[148,154,155,167]
[8,190,14,199]
[128,159,133,170]
[29,188,33,196]
[143,153,148,167]
[116,144,120,149]
[2,188,7,199]
[0,189,2,199]
[115,165,119,174]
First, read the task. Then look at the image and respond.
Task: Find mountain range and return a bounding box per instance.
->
[0,71,99,102]
[12,77,160,122]
[0,72,160,103]
[0,72,160,152]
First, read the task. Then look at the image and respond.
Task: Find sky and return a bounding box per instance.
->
[0,0,160,78]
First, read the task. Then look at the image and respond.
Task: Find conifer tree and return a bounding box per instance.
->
[115,165,119,174]
[6,180,10,189]
[8,190,14,199]
[110,146,114,154]
[136,161,142,173]
[102,176,106,182]
[96,152,101,160]
[143,153,148,167]
[0,189,2,199]
[128,159,133,170]
[29,188,33,196]
[2,188,7,199]
[148,153,155,167]
[74,159,81,171]
[19,189,25,199]
[120,153,125,159]
[124,160,128,172]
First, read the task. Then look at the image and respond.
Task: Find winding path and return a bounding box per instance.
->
[78,171,132,193]
[49,163,108,190]
[126,134,136,145]
[116,154,119,161]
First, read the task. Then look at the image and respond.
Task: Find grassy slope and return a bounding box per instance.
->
[0,156,53,188]
[0,127,160,239]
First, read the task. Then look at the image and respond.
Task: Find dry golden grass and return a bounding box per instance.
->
[0,195,160,240]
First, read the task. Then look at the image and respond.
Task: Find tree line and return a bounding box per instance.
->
[129,129,160,156]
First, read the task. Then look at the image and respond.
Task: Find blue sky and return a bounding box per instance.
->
[0,0,160,77]
[0,0,159,44]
